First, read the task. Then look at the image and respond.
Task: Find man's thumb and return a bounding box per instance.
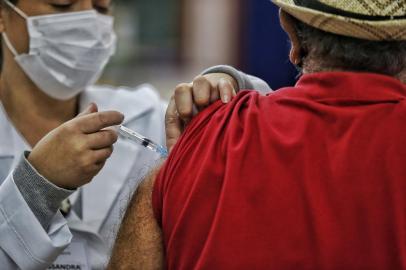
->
[165,96,183,153]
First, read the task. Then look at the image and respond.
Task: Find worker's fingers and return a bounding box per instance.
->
[192,76,211,109]
[78,103,98,116]
[92,146,114,163]
[174,83,193,122]
[75,111,124,134]
[94,161,106,174]
[218,79,237,104]
[86,129,119,150]
[89,160,106,177]
[165,96,184,152]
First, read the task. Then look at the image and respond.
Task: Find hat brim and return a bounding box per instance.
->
[272,0,406,41]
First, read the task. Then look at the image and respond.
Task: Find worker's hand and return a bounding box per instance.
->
[166,73,238,152]
[28,103,124,190]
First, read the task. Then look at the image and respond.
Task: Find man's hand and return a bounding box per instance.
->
[28,103,124,190]
[166,73,238,151]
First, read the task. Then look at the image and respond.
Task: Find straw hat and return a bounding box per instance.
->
[271,0,406,41]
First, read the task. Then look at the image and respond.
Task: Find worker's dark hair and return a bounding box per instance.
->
[294,19,406,76]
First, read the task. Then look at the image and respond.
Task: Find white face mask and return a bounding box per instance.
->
[2,0,117,100]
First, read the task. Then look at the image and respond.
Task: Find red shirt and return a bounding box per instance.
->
[153,72,406,269]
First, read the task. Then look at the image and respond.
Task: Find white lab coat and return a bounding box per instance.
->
[0,84,166,270]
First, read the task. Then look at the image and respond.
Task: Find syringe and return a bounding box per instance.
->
[118,125,168,158]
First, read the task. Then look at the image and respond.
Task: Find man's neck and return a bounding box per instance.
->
[302,58,406,84]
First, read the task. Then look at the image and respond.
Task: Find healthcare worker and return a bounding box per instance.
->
[0,0,270,269]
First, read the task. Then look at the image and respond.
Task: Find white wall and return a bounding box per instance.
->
[182,0,241,69]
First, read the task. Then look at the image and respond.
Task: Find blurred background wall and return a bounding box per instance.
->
[101,0,298,100]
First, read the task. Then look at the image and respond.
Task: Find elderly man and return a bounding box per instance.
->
[109,0,406,269]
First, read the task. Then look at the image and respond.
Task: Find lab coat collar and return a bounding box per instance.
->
[0,104,14,157]
[80,84,158,124]
[0,102,31,173]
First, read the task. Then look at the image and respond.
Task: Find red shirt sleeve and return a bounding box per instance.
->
[152,98,227,227]
[152,90,259,223]
[151,91,262,267]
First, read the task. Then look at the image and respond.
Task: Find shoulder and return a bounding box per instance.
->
[152,91,269,220]
[163,90,270,158]
[152,88,301,224]
[0,105,14,158]
[168,90,269,148]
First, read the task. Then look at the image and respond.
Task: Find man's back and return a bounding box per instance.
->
[153,72,406,269]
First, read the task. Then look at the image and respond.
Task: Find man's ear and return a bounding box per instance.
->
[279,9,302,65]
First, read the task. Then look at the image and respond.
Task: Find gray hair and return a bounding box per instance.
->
[294,20,406,76]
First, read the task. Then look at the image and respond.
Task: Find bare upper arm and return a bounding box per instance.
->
[108,168,164,270]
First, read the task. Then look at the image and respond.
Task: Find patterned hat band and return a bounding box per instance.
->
[293,0,406,20]
[272,0,406,41]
